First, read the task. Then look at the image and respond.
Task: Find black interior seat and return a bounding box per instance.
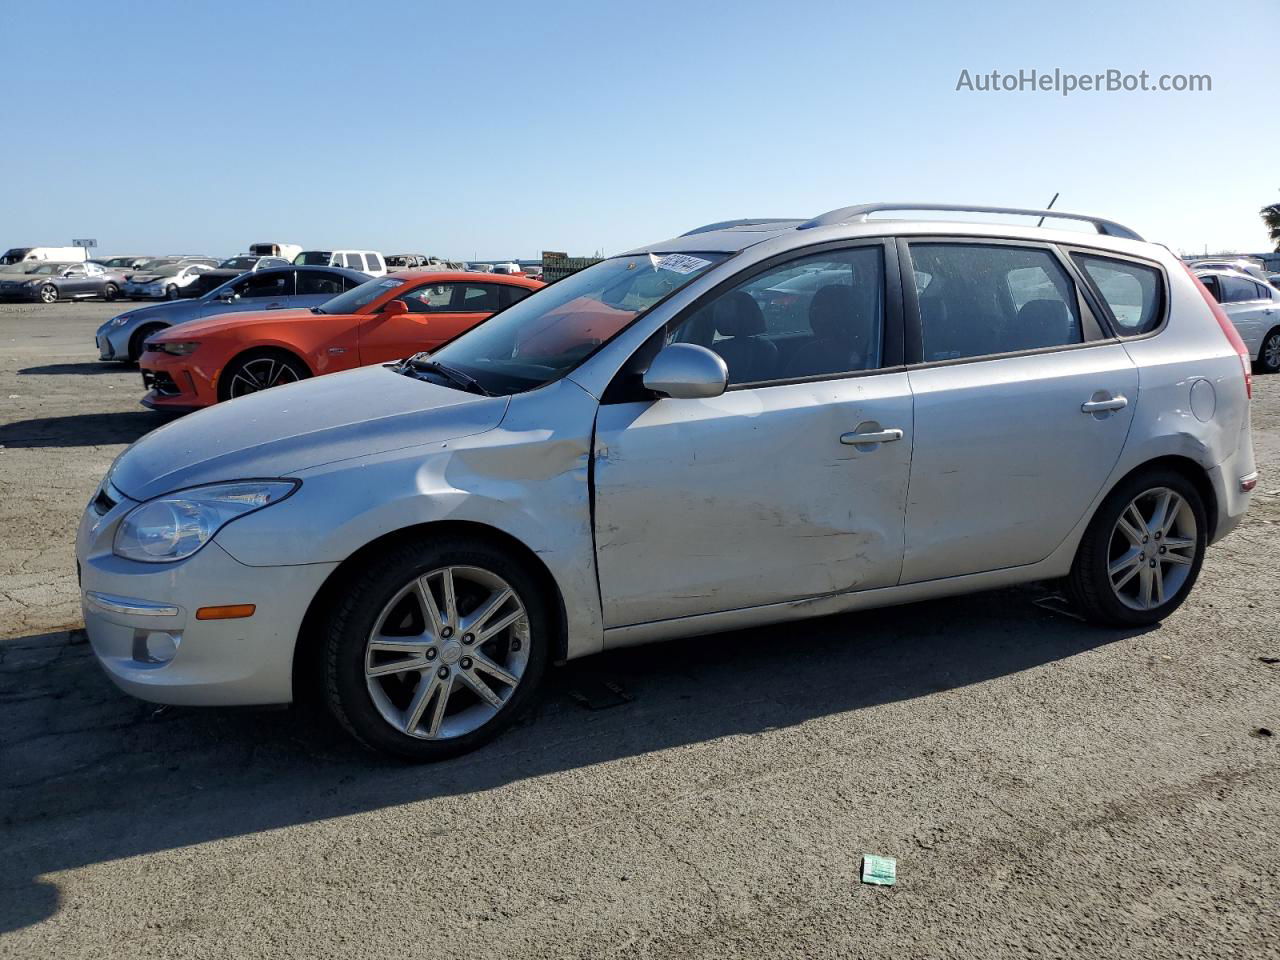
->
[784,285,868,378]
[709,292,776,384]
[1015,298,1073,351]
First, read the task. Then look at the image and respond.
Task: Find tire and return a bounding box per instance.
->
[1066,468,1207,627]
[218,350,309,401]
[39,285,58,304]
[128,323,167,363]
[1255,327,1280,375]
[323,537,550,760]
[164,284,179,300]
[103,283,119,302]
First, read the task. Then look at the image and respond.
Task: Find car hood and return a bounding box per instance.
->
[110,364,508,501]
[149,308,323,340]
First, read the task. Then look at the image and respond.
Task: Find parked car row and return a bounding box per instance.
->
[76,202,1256,761]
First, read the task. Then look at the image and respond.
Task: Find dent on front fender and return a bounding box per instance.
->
[213,379,608,658]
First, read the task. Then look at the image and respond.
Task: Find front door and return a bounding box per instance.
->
[593,241,913,627]
[899,239,1138,583]
[357,281,499,364]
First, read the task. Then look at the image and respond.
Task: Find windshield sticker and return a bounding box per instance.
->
[651,253,712,275]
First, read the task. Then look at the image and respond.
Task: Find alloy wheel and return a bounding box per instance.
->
[1264,332,1280,372]
[39,285,57,303]
[364,566,530,740]
[1107,487,1198,611]
[228,357,301,397]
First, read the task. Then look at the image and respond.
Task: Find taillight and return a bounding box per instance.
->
[1181,262,1251,400]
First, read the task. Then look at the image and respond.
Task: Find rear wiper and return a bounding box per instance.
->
[404,357,490,396]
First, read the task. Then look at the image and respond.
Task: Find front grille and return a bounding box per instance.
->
[141,369,180,397]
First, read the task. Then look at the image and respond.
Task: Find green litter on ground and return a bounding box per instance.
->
[861,854,896,886]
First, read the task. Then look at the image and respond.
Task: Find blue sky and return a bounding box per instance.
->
[1,0,1276,259]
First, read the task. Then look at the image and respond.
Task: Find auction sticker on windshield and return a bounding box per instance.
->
[652,253,712,275]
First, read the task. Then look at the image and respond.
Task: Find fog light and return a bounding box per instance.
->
[133,630,179,664]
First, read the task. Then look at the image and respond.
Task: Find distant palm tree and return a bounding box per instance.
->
[1262,203,1280,251]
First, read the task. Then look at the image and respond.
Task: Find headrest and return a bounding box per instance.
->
[1017,298,1070,339]
[713,291,766,337]
[809,284,857,341]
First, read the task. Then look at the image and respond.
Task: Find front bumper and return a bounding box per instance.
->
[0,286,40,301]
[139,350,217,410]
[77,495,338,705]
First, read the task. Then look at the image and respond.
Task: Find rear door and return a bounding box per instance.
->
[1216,274,1270,359]
[593,240,913,627]
[899,238,1137,583]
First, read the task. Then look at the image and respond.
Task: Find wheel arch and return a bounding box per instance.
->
[1095,454,1219,542]
[290,520,569,706]
[128,320,170,360]
[217,344,315,400]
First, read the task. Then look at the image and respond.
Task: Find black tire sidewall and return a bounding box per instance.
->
[165,285,178,300]
[103,283,118,301]
[1070,469,1208,626]
[324,537,551,761]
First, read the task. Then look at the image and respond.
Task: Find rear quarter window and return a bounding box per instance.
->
[1073,254,1164,336]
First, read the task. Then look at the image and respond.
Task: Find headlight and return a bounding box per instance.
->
[113,480,299,563]
[160,341,200,356]
[108,314,133,328]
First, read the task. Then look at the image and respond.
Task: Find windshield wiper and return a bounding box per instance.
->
[310,306,326,314]
[404,357,490,396]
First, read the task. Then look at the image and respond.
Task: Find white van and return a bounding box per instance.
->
[1,246,88,265]
[249,241,303,263]
[292,249,386,278]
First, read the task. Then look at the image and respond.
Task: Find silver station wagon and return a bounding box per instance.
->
[77,203,1256,759]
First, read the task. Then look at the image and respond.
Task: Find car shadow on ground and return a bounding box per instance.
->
[18,363,134,376]
[0,411,172,448]
[0,585,1153,932]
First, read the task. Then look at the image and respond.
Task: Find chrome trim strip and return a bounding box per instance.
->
[84,591,179,617]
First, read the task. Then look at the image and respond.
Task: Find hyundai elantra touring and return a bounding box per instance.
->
[77,203,1256,759]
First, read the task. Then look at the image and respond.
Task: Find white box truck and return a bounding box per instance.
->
[1,246,89,265]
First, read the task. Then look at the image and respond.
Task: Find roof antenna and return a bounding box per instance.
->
[1036,193,1060,227]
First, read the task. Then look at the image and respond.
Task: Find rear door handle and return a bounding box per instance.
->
[1081,395,1128,413]
[840,428,904,445]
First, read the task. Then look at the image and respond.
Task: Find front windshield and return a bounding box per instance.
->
[316,276,403,314]
[26,264,63,276]
[419,252,727,395]
[220,256,257,269]
[136,258,177,271]
[295,251,332,265]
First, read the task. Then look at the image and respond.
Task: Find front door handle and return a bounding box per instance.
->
[840,428,904,445]
[1081,395,1128,414]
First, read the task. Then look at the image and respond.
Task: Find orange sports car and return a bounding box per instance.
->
[139,270,543,410]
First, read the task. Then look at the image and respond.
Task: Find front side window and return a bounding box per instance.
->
[669,246,884,385]
[401,283,455,313]
[1074,254,1163,335]
[420,252,727,395]
[909,243,1081,362]
[241,271,293,298]
[1219,275,1260,303]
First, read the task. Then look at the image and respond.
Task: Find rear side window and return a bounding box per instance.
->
[1074,254,1163,335]
[297,271,344,296]
[499,285,533,309]
[343,253,363,269]
[908,243,1081,362]
[460,284,503,311]
[363,253,382,272]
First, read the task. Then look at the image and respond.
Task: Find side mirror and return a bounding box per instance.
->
[642,343,728,399]
[218,290,239,302]
[383,299,409,317]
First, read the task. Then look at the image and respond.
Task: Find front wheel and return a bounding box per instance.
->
[39,285,58,304]
[1066,469,1207,626]
[323,538,550,760]
[102,282,119,302]
[219,351,309,401]
[164,284,179,300]
[1255,327,1280,375]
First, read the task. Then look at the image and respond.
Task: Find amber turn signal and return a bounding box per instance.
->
[195,604,256,621]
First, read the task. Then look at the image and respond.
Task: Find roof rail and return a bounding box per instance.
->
[681,218,799,237]
[796,202,1143,241]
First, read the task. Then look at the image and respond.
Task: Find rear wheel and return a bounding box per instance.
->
[1255,327,1280,375]
[39,285,58,304]
[219,350,309,401]
[323,537,549,760]
[1067,468,1207,626]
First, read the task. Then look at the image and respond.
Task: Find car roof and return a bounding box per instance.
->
[1194,266,1267,281]
[627,202,1152,258]
[388,269,542,286]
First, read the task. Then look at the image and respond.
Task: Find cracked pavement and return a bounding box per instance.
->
[1,302,1277,959]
